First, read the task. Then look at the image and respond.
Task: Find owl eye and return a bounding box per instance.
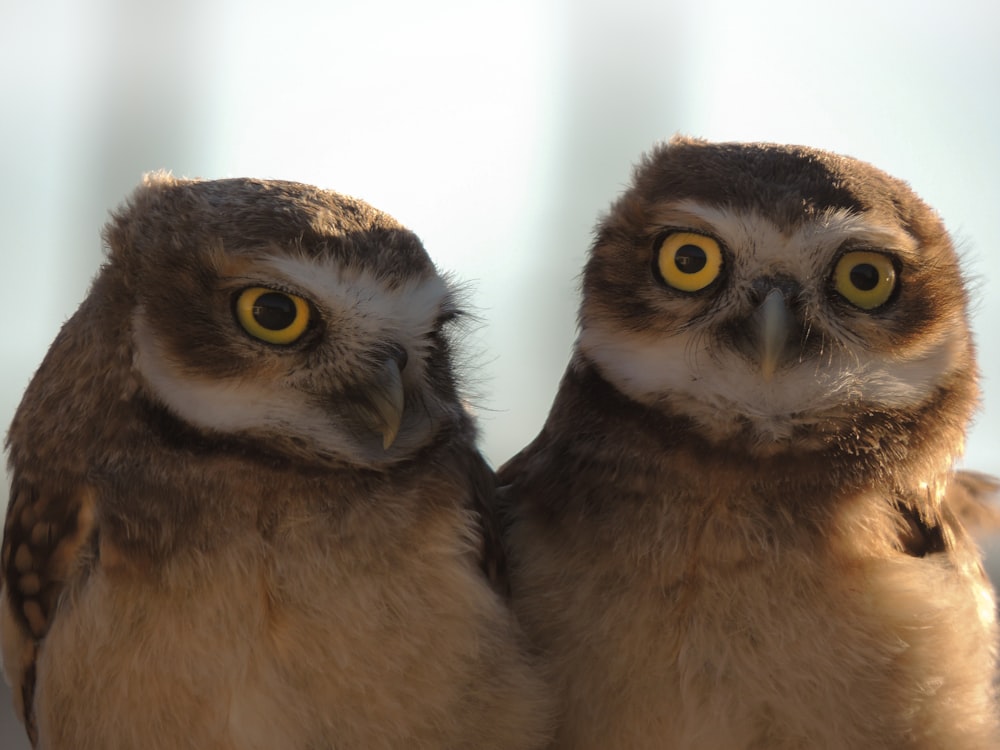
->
[833,251,897,310]
[654,232,723,292]
[235,287,311,344]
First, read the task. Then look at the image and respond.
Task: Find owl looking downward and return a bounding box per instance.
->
[0,174,551,749]
[500,137,999,749]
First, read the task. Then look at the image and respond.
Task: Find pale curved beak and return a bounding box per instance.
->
[344,354,406,450]
[757,288,792,382]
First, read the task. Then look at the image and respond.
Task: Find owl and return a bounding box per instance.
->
[0,174,551,749]
[499,137,999,749]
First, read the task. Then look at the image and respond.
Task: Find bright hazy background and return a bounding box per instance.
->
[2,1,998,745]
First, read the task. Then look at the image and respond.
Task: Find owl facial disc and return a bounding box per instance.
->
[579,202,970,448]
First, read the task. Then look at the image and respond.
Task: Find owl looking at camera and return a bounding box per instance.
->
[500,137,999,749]
[1,174,551,750]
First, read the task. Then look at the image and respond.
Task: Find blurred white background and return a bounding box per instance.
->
[2,1,998,746]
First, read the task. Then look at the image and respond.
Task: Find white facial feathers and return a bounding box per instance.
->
[260,253,453,361]
[580,322,966,442]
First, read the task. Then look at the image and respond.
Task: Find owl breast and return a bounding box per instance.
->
[31,495,536,750]
[510,480,997,750]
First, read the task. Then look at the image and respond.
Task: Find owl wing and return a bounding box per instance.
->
[1,474,98,746]
[894,471,999,565]
[460,449,511,597]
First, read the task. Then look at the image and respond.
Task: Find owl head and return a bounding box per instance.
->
[87,172,467,471]
[577,137,978,469]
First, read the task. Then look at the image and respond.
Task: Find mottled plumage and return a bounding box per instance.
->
[1,174,550,749]
[500,137,999,749]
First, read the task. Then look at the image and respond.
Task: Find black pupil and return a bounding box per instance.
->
[252,293,297,330]
[674,245,707,274]
[849,263,880,291]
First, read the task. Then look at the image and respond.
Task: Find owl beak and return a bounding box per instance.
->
[344,351,406,450]
[756,288,792,382]
[365,356,406,450]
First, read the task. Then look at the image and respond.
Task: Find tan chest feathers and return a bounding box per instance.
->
[512,536,997,750]
[30,541,549,750]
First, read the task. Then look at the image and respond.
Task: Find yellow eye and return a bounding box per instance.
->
[235,287,311,344]
[833,251,897,310]
[655,232,723,292]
